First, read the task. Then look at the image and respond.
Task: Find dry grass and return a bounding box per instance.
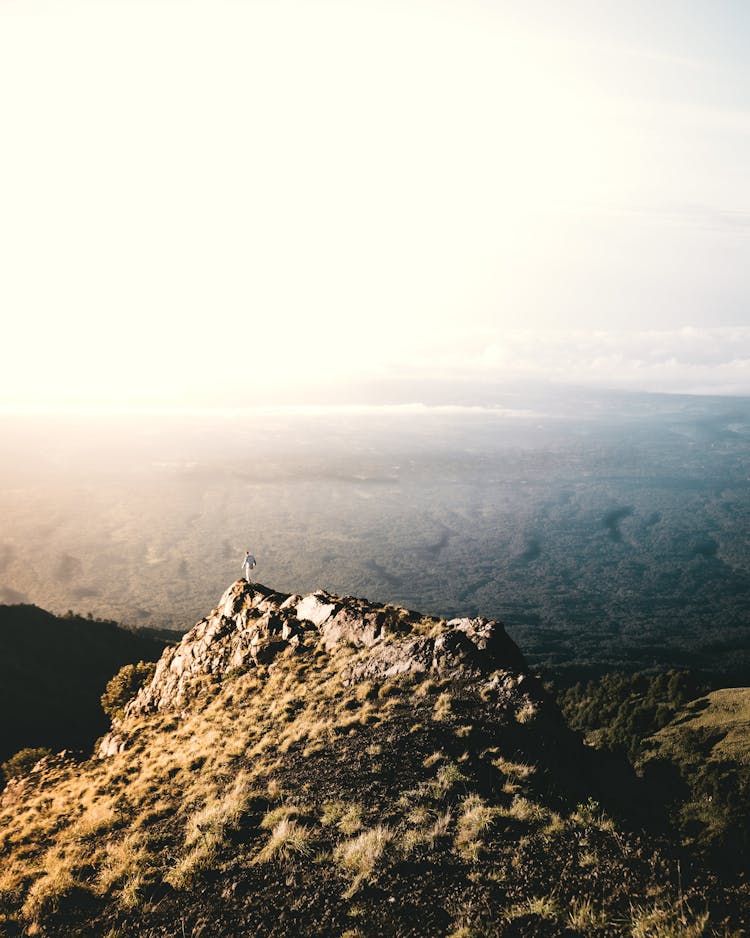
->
[21,845,84,923]
[422,750,445,769]
[165,839,218,889]
[0,606,733,938]
[319,802,363,836]
[505,894,559,921]
[414,678,439,697]
[515,700,538,724]
[429,763,466,800]
[502,795,550,825]
[432,691,453,721]
[165,770,261,889]
[97,830,150,894]
[334,825,394,896]
[403,808,453,855]
[454,794,499,861]
[0,651,353,919]
[69,801,120,841]
[185,772,256,848]
[629,903,710,938]
[354,681,377,702]
[493,756,536,780]
[567,896,608,930]
[542,811,565,835]
[260,804,301,830]
[253,818,315,865]
[377,681,400,699]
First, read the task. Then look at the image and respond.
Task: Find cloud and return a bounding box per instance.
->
[0,585,28,604]
[429,327,750,396]
[596,204,750,235]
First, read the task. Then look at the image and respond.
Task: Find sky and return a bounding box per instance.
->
[1,0,749,410]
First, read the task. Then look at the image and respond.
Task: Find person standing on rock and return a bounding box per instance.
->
[242,551,257,583]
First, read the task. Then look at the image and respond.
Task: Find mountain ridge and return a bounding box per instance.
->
[1,582,747,937]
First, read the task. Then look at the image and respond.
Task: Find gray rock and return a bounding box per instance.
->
[101,579,533,757]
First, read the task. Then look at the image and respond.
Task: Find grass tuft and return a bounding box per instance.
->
[629,902,710,938]
[455,794,499,861]
[335,825,394,896]
[254,818,315,865]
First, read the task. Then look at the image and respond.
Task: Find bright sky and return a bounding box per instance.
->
[1,0,749,409]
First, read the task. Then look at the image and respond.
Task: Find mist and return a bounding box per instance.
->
[3,387,749,679]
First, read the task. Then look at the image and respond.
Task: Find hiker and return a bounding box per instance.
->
[241,551,257,583]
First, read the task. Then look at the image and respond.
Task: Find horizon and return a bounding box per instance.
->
[1,380,750,419]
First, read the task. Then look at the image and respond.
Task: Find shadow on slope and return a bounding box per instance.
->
[0,604,168,767]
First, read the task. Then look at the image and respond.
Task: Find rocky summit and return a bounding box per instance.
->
[107,579,529,728]
[1,582,746,938]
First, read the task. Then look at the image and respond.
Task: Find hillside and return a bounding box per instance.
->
[0,582,747,937]
[638,688,750,862]
[642,688,750,766]
[0,605,167,766]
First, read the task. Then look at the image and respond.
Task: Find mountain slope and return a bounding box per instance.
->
[0,582,746,937]
[0,604,167,765]
[638,687,750,863]
[642,688,750,765]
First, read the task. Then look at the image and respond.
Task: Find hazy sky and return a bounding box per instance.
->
[1,0,749,409]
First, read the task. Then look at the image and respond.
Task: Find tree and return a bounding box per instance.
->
[101,661,156,720]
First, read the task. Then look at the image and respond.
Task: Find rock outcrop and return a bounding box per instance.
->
[101,580,534,755]
[128,580,529,713]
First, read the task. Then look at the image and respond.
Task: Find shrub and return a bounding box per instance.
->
[2,747,53,782]
[403,808,452,855]
[432,691,452,721]
[101,661,157,720]
[429,763,466,800]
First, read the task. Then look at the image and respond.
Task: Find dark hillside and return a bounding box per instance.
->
[554,670,750,874]
[638,687,750,867]
[0,604,167,765]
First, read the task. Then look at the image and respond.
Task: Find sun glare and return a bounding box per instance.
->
[1,1,748,408]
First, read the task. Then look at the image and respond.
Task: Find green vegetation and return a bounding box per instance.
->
[1,747,53,783]
[101,661,157,720]
[557,671,750,867]
[639,688,750,864]
[556,670,704,760]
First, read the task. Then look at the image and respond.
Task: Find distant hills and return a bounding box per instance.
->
[0,604,167,765]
